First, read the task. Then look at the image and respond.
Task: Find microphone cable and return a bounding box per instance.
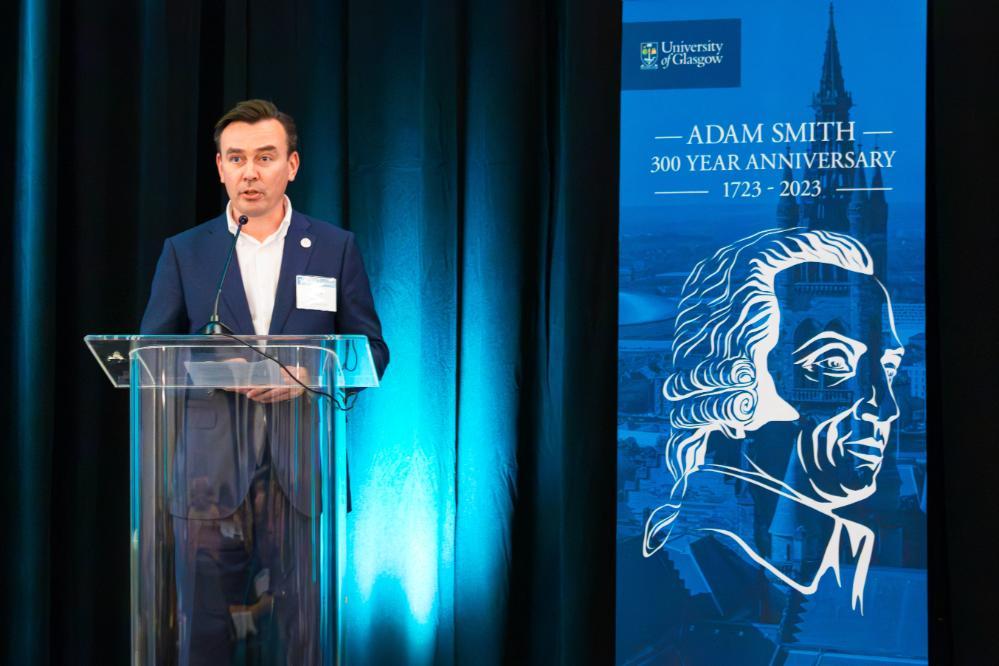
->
[198,214,362,410]
[213,331,361,412]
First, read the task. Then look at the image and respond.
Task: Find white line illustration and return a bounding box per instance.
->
[642,227,904,613]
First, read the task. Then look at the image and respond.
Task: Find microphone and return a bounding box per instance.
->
[203,214,248,335]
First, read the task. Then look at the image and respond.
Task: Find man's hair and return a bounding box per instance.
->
[643,227,873,556]
[213,99,298,154]
[665,227,872,441]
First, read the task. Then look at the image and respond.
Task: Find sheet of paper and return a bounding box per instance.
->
[184,359,286,388]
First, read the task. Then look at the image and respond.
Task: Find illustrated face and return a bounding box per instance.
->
[752,266,904,507]
[216,118,299,219]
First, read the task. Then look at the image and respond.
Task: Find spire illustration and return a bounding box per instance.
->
[802,1,854,233]
[812,3,852,119]
[770,445,811,577]
[848,151,868,238]
[870,156,887,206]
[865,148,889,274]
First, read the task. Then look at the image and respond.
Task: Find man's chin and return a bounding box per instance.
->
[855,458,882,485]
[236,200,279,218]
[837,477,878,504]
[807,472,878,506]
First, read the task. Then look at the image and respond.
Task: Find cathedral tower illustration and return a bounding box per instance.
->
[767,2,900,571]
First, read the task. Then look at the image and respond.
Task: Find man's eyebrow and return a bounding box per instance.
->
[225,145,278,155]
[793,331,866,355]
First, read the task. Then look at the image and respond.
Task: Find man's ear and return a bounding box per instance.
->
[216,152,224,183]
[288,150,300,181]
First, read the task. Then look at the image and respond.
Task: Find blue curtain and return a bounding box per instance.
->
[0,0,619,663]
[9,0,56,664]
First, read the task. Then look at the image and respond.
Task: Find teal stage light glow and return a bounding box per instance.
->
[341,126,460,659]
[13,0,55,661]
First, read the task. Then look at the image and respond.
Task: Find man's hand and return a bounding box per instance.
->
[221,358,309,403]
[228,593,274,639]
[242,364,309,403]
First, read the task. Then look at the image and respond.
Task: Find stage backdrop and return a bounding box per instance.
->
[1,1,619,664]
[616,1,927,663]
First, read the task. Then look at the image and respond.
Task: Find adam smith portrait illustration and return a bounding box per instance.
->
[643,227,904,612]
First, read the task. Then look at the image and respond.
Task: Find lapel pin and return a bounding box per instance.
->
[300,237,312,248]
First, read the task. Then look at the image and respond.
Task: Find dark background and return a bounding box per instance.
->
[0,0,995,664]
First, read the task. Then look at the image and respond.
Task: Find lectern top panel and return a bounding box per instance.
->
[83,334,379,389]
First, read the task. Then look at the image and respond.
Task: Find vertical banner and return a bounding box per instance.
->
[616,2,927,663]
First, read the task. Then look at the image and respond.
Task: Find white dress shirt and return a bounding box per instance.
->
[226,196,293,335]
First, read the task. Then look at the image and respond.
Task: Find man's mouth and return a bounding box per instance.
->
[242,190,263,200]
[843,437,885,471]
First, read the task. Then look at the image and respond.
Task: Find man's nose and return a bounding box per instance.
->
[242,162,258,180]
[856,367,899,425]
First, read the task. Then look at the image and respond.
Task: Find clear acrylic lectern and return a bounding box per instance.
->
[85,335,378,666]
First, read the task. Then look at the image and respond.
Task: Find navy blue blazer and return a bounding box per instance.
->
[140,210,387,518]
[140,210,388,375]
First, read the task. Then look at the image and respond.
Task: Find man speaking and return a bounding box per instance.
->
[141,98,388,373]
[140,99,388,664]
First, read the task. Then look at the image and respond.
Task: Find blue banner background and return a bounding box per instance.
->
[616,2,927,663]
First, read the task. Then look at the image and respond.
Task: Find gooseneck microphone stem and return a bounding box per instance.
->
[204,214,249,335]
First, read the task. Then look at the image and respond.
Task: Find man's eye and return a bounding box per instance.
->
[230,157,242,163]
[809,356,854,376]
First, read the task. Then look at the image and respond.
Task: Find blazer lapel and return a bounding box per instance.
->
[211,216,255,335]
[269,212,314,335]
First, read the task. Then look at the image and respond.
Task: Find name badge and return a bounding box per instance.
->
[296,275,337,312]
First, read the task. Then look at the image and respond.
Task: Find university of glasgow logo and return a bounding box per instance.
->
[625,20,740,90]
[640,42,659,70]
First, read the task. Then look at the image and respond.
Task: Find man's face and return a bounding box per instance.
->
[216,118,299,219]
[752,266,904,507]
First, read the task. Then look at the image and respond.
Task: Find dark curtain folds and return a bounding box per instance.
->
[1,1,618,664]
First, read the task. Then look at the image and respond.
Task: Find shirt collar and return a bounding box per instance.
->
[226,195,293,246]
